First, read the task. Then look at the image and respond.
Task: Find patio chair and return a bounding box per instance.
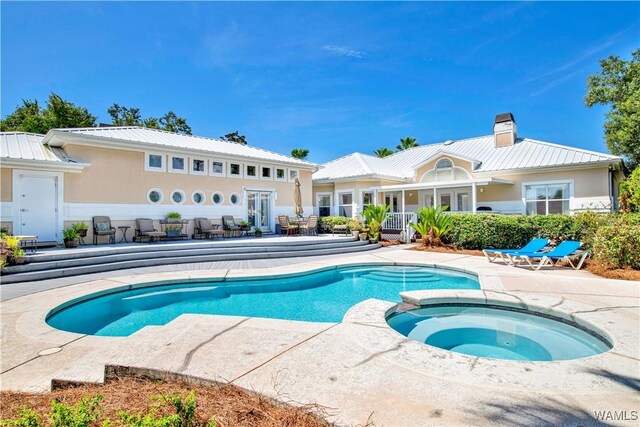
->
[134,218,166,243]
[508,240,588,271]
[300,215,319,235]
[222,216,241,237]
[194,218,224,240]
[92,216,116,245]
[332,223,348,236]
[278,215,298,236]
[482,238,549,264]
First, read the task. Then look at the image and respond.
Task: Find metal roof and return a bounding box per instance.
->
[314,135,621,182]
[0,132,81,165]
[43,126,317,169]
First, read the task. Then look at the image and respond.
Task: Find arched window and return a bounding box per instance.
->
[436,159,453,169]
[421,158,471,183]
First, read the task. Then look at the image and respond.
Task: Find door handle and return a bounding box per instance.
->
[21,209,29,212]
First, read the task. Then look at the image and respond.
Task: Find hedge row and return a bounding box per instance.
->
[446,212,640,269]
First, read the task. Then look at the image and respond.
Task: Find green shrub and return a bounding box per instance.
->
[530,214,579,243]
[447,214,537,250]
[0,407,42,427]
[318,216,349,232]
[593,224,640,269]
[50,395,102,427]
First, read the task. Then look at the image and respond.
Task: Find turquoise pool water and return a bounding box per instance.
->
[47,264,479,336]
[387,305,611,361]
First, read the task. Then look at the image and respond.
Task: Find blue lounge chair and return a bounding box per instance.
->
[482,238,549,264]
[508,240,589,271]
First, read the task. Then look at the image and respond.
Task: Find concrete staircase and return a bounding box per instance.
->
[1,237,379,284]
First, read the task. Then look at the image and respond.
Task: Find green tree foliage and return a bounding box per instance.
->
[396,136,419,151]
[620,167,640,212]
[585,49,640,170]
[220,131,247,145]
[0,93,96,134]
[290,148,309,159]
[108,104,192,135]
[373,147,394,158]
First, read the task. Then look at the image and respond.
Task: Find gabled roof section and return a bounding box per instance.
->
[0,132,88,171]
[43,126,317,169]
[313,135,621,182]
[312,152,408,182]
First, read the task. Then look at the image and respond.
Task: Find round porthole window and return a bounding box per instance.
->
[230,193,240,205]
[192,190,205,205]
[147,188,164,204]
[171,189,185,205]
[212,192,224,205]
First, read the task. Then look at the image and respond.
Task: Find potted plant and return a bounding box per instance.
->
[4,236,26,264]
[72,222,89,240]
[254,227,263,237]
[368,220,381,243]
[348,219,362,238]
[63,227,80,248]
[359,227,369,242]
[165,212,183,237]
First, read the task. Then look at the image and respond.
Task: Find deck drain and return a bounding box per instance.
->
[38,347,62,356]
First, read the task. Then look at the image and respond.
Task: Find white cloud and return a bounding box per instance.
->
[322,45,366,58]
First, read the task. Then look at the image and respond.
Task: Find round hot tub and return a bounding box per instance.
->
[387,304,612,361]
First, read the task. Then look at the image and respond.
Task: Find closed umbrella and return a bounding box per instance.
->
[294,178,303,216]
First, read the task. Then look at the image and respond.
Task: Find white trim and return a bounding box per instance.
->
[12,169,64,241]
[146,188,164,204]
[260,165,273,181]
[275,167,287,182]
[211,192,224,205]
[521,179,574,215]
[168,154,188,174]
[336,189,355,218]
[191,190,206,205]
[227,161,243,178]
[170,189,186,205]
[245,163,259,180]
[288,169,299,182]
[0,158,88,173]
[210,160,225,176]
[229,192,242,205]
[144,152,165,172]
[190,158,208,176]
[315,192,333,216]
[359,189,374,213]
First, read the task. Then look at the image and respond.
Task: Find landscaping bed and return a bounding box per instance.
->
[0,376,330,427]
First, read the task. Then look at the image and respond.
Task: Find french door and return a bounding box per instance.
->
[247,191,271,230]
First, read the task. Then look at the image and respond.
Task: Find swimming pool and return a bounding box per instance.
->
[46,264,479,336]
[387,304,612,361]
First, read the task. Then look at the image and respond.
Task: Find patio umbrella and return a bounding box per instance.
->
[294,177,303,216]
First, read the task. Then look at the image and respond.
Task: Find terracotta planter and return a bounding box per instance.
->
[64,238,79,248]
[255,231,263,237]
[351,230,360,238]
[359,232,368,241]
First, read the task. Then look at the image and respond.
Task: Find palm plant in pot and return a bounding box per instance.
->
[254,227,263,237]
[347,219,362,238]
[72,222,89,239]
[63,227,80,248]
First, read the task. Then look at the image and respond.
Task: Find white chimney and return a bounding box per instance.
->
[493,113,517,148]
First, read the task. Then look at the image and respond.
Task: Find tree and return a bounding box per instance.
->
[220,131,247,144]
[585,49,640,170]
[374,147,394,158]
[1,93,96,134]
[291,148,309,159]
[107,104,192,135]
[619,167,640,213]
[397,136,419,151]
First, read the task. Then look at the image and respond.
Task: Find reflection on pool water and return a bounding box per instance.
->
[47,264,479,336]
[387,305,612,361]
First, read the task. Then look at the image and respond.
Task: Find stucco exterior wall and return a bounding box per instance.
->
[1,167,12,202]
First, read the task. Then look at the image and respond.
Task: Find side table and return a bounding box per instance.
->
[117,226,131,243]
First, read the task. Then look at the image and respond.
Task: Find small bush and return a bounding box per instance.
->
[447,214,537,250]
[593,224,640,269]
[318,216,349,232]
[530,214,579,244]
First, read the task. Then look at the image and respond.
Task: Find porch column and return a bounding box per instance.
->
[373,190,378,206]
[433,187,438,207]
[472,182,477,213]
[401,189,406,229]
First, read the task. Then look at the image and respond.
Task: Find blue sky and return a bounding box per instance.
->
[2,1,638,163]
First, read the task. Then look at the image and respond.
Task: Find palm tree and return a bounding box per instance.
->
[291,148,309,160]
[374,147,394,158]
[397,136,419,151]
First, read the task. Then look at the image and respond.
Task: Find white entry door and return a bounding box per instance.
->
[19,175,58,241]
[247,191,272,230]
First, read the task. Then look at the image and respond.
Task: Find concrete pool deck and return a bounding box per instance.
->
[1,248,639,426]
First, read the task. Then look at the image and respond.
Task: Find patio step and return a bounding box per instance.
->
[0,238,380,284]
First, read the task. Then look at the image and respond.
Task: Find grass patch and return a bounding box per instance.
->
[0,376,331,427]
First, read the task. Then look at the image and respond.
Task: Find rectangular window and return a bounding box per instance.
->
[276,168,286,180]
[210,161,224,175]
[524,183,570,215]
[338,192,353,218]
[318,194,331,217]
[289,169,299,181]
[261,166,271,179]
[169,156,186,173]
[145,153,165,172]
[191,159,206,175]
[229,163,241,177]
[246,165,257,177]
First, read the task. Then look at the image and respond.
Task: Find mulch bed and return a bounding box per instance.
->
[406,244,640,281]
[0,376,331,427]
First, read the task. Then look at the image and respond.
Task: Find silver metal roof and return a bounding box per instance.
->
[0,132,77,165]
[43,126,317,169]
[314,135,621,182]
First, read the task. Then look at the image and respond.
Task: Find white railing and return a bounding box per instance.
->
[382,212,418,243]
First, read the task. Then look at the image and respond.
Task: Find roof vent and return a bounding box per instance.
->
[443,139,454,146]
[493,113,517,148]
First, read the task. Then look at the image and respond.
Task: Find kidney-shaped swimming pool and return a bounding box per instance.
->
[46,264,479,336]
